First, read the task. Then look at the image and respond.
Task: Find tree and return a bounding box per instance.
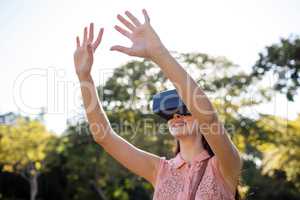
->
[256,114,300,189]
[0,117,56,200]
[252,36,300,101]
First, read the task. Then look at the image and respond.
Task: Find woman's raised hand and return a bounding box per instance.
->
[73,23,104,80]
[111,9,166,60]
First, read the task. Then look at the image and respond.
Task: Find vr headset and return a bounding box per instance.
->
[152,89,191,121]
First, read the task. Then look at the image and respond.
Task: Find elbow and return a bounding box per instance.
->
[89,123,112,145]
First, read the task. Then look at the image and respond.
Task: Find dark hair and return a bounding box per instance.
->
[174,136,241,200]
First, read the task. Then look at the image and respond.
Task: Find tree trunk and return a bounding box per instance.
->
[30,173,39,200]
[90,180,109,200]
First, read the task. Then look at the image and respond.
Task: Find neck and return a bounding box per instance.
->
[178,135,205,162]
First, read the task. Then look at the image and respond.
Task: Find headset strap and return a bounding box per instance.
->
[189,157,210,200]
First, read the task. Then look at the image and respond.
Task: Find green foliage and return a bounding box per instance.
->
[242,160,299,200]
[257,115,300,188]
[0,118,55,175]
[253,36,300,101]
[99,60,168,111]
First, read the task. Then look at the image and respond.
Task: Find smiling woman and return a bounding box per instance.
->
[151,89,241,199]
[73,9,242,200]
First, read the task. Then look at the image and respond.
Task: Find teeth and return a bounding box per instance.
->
[175,123,184,126]
[172,122,185,127]
[171,127,182,132]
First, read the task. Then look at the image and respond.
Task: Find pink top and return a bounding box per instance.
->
[153,150,235,200]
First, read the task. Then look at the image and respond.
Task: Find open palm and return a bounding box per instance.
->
[111,9,164,60]
[73,23,104,79]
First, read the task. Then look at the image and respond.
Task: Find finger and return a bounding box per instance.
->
[93,28,104,50]
[88,23,94,43]
[110,45,133,56]
[142,9,150,23]
[117,14,135,31]
[125,11,141,26]
[87,43,93,55]
[76,36,80,48]
[83,27,88,45]
[114,25,131,39]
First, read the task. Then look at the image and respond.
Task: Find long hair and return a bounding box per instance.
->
[174,137,241,200]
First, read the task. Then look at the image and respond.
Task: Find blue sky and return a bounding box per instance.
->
[0,0,299,134]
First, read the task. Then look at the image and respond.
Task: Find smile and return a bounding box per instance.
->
[172,122,186,128]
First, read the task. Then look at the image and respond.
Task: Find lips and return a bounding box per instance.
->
[171,121,186,128]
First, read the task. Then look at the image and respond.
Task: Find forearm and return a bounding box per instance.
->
[78,75,113,143]
[78,75,161,184]
[152,48,217,124]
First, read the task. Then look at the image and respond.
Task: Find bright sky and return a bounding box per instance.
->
[0,0,299,134]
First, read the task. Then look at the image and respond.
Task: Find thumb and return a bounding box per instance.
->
[110,45,133,56]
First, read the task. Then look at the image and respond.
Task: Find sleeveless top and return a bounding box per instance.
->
[153,150,235,200]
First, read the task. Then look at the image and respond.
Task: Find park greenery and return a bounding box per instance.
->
[0,36,299,200]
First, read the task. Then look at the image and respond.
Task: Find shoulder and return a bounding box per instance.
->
[155,156,176,172]
[153,156,177,187]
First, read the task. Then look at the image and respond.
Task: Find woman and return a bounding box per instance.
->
[73,9,242,200]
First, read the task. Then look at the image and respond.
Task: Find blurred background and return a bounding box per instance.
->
[0,0,299,199]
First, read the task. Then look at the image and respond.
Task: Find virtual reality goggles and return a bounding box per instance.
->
[152,89,191,121]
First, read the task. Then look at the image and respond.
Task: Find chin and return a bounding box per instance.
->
[170,129,190,137]
[170,132,185,137]
[169,128,196,138]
